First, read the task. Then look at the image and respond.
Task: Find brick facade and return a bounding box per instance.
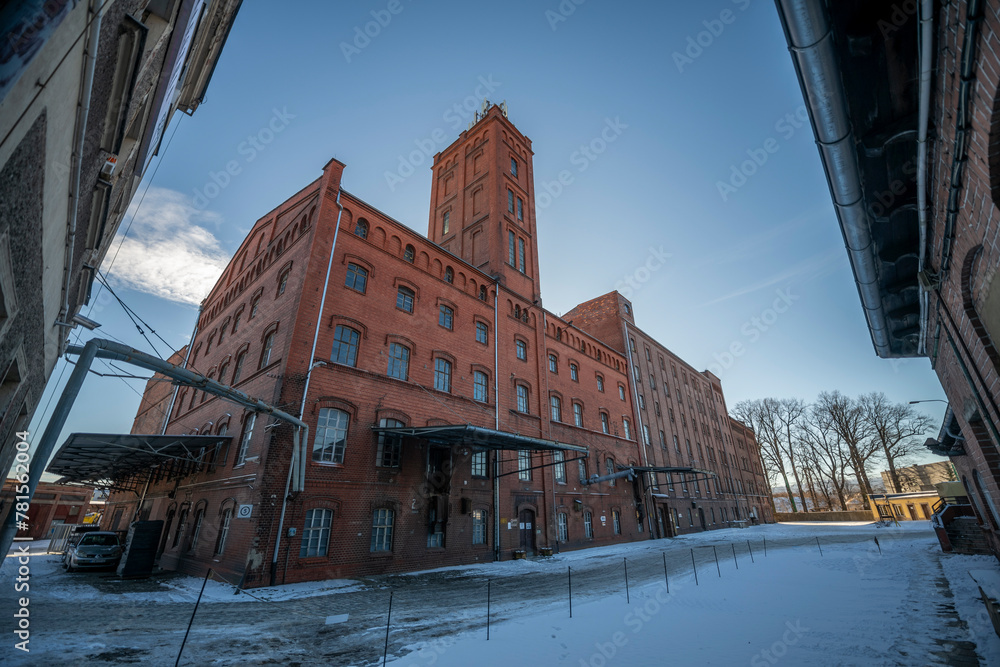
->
[104,104,771,586]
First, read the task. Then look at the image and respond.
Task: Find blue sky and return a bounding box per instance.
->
[32,0,948,469]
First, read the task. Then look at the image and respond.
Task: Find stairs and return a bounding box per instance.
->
[945,517,993,555]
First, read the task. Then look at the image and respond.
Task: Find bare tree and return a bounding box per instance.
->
[774,398,809,511]
[860,392,934,493]
[800,405,852,510]
[732,399,806,512]
[814,391,878,509]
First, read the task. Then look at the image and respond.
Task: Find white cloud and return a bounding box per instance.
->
[109,188,230,305]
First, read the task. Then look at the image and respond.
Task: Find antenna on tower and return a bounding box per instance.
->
[481,98,490,115]
[500,101,508,117]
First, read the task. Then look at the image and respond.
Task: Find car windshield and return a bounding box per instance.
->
[79,534,118,546]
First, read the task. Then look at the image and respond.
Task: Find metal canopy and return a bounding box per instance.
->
[629,465,717,478]
[47,433,232,492]
[370,424,588,454]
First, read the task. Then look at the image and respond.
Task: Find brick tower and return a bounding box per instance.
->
[427,102,540,303]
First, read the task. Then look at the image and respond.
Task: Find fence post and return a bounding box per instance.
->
[175,567,212,667]
[732,543,739,570]
[487,579,491,640]
[691,548,699,586]
[568,566,573,618]
[747,539,754,563]
[624,557,630,604]
[663,552,669,593]
[382,591,393,667]
[874,536,881,555]
[815,536,823,556]
[763,536,767,557]
[712,545,721,577]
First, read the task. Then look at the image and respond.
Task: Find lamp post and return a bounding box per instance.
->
[908,399,948,405]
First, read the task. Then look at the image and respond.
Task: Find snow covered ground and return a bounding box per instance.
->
[1,521,998,665]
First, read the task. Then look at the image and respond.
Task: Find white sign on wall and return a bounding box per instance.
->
[237,504,253,519]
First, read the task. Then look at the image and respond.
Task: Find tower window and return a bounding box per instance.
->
[516,197,523,222]
[511,157,518,177]
[354,218,368,238]
[508,231,516,266]
[404,244,415,262]
[518,238,526,273]
[443,211,450,235]
[508,189,514,214]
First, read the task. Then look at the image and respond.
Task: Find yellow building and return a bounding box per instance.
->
[868,491,941,522]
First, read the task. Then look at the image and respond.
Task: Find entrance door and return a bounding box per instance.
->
[920,503,932,519]
[698,507,707,530]
[657,508,666,538]
[906,504,917,520]
[519,509,536,553]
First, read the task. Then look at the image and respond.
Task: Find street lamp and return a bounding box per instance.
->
[908,399,948,405]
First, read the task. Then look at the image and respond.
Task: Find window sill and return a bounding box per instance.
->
[313,461,345,468]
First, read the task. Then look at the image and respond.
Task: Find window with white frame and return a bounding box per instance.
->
[550,395,562,422]
[371,509,394,552]
[472,509,487,545]
[573,403,583,427]
[518,450,532,481]
[235,414,255,466]
[299,508,332,557]
[557,512,568,541]
[474,371,489,402]
[584,511,593,538]
[553,451,566,483]
[471,450,487,477]
[314,408,349,463]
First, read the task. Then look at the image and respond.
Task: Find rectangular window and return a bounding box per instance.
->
[387,343,409,380]
[508,189,514,213]
[332,325,359,366]
[476,322,488,344]
[613,510,621,535]
[570,363,578,381]
[508,231,516,266]
[584,511,593,538]
[371,509,394,552]
[518,450,532,481]
[471,450,487,477]
[601,413,610,434]
[516,339,527,360]
[643,424,651,445]
[299,508,332,557]
[518,237,526,273]
[623,418,632,440]
[314,408,349,463]
[377,418,403,467]
[553,451,566,483]
[517,385,529,413]
[439,305,454,329]
[557,512,568,541]
[474,371,488,402]
[250,295,261,319]
[434,358,452,392]
[516,197,524,221]
[573,403,583,427]
[443,211,450,234]
[550,395,562,421]
[345,263,368,292]
[511,157,518,177]
[638,395,645,410]
[597,376,605,392]
[472,509,487,545]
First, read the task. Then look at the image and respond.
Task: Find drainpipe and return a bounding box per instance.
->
[57,0,105,352]
[493,279,501,561]
[916,0,933,355]
[622,321,654,538]
[270,186,343,586]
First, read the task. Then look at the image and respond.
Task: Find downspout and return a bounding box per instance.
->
[162,305,202,434]
[493,279,501,561]
[775,0,892,357]
[916,0,933,355]
[622,321,654,538]
[271,187,343,585]
[541,309,556,551]
[57,0,105,350]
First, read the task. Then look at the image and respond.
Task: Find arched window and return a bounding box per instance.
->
[606,457,616,486]
[235,413,256,466]
[354,218,369,239]
[444,267,454,284]
[314,408,350,463]
[232,350,248,384]
[514,304,521,319]
[550,395,562,422]
[474,371,488,402]
[404,244,415,262]
[516,384,529,413]
[259,330,276,368]
[479,285,488,301]
[332,326,360,366]
[215,507,233,555]
[396,286,415,313]
[573,403,583,427]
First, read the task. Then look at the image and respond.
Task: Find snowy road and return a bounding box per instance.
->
[1,522,998,666]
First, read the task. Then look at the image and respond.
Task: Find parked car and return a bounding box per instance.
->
[62,531,122,572]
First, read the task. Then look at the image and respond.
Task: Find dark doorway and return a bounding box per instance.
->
[657,507,667,538]
[698,507,707,530]
[906,504,917,520]
[920,503,932,519]
[519,509,536,553]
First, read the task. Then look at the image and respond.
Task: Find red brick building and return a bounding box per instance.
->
[101,104,770,586]
[1,480,92,540]
[776,0,1000,557]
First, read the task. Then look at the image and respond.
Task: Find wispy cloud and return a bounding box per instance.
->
[701,247,846,306]
[108,188,230,305]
